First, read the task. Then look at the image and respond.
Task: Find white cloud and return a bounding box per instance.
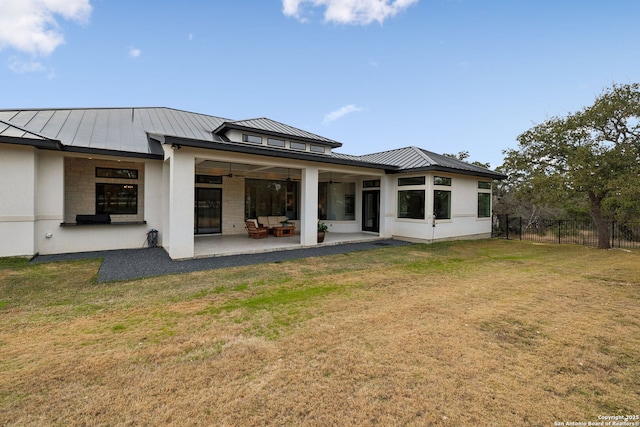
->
[7,56,56,78]
[283,0,418,25]
[8,57,45,73]
[324,104,364,123]
[0,0,92,56]
[128,46,141,58]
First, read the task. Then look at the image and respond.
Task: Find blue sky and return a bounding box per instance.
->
[1,0,639,168]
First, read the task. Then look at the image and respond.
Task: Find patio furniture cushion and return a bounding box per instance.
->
[257,216,289,228]
[245,220,268,239]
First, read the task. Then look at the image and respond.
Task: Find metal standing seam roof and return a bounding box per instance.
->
[0,107,229,156]
[0,119,49,140]
[350,146,506,179]
[0,107,505,178]
[213,117,342,147]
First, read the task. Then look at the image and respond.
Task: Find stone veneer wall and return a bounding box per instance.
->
[222,175,246,235]
[64,157,145,223]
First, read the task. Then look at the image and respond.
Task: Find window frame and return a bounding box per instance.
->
[95,167,138,179]
[398,176,426,186]
[477,192,491,218]
[267,138,285,147]
[397,189,425,219]
[433,189,451,220]
[95,183,138,215]
[434,176,452,186]
[318,182,356,221]
[289,141,306,151]
[242,134,262,144]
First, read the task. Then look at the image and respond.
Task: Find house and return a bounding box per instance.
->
[0,107,506,259]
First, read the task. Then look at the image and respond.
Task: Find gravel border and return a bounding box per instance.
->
[31,239,412,282]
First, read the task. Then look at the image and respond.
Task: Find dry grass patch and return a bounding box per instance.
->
[1,240,639,426]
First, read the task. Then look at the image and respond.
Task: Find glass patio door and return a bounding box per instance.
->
[194,188,222,234]
[362,190,380,232]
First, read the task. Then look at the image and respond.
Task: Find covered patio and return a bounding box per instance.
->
[194,231,382,258]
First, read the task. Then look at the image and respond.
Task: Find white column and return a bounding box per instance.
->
[167,149,195,259]
[378,174,394,238]
[300,166,319,246]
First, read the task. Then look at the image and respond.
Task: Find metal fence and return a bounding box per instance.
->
[492,215,640,249]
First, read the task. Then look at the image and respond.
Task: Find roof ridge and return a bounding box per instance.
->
[410,146,437,165]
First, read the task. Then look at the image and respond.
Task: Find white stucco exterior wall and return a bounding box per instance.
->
[0,144,36,257]
[391,173,492,243]
[33,150,64,255]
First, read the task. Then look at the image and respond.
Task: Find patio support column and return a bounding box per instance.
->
[300,166,319,246]
[167,149,195,259]
[378,174,393,238]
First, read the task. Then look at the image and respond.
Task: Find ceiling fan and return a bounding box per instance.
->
[285,168,300,182]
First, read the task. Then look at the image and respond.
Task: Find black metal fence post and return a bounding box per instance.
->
[558,220,562,244]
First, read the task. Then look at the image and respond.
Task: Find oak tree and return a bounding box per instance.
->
[500,83,640,249]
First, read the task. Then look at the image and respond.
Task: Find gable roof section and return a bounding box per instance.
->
[213,117,342,148]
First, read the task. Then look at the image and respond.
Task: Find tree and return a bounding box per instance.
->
[443,151,491,169]
[500,83,640,249]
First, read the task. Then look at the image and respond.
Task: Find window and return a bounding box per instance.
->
[398,176,425,186]
[267,138,285,147]
[245,179,298,219]
[363,180,380,188]
[398,190,425,219]
[290,141,306,150]
[96,184,137,214]
[96,167,138,179]
[195,174,222,184]
[433,190,451,220]
[310,145,326,153]
[242,134,262,144]
[318,182,356,220]
[478,181,492,189]
[478,192,491,218]
[434,176,451,186]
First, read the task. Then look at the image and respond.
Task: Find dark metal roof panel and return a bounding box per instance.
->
[220,117,341,146]
[0,121,44,139]
[342,146,505,179]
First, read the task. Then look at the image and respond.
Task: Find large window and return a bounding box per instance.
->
[433,190,451,220]
[477,181,492,218]
[477,193,491,218]
[96,183,138,214]
[398,190,425,219]
[318,182,355,220]
[245,179,298,219]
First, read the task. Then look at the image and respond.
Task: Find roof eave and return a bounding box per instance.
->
[392,165,507,180]
[0,136,63,150]
[165,136,396,171]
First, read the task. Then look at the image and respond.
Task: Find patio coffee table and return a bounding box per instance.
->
[273,226,295,237]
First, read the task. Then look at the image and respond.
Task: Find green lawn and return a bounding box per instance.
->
[1,240,638,426]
